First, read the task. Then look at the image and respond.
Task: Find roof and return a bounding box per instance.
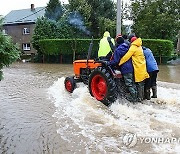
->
[3,7,45,25]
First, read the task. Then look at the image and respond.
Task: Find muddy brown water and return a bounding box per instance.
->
[0,63,180,153]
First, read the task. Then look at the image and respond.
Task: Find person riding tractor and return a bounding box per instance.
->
[98,31,115,60]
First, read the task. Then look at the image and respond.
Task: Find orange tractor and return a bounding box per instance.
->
[64,38,126,106]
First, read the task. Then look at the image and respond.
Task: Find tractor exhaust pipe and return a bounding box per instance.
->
[86,36,94,66]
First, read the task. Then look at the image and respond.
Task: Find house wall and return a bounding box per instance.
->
[3,23,36,55]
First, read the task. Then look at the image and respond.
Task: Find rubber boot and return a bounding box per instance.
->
[137,82,144,102]
[151,86,157,98]
[144,89,151,100]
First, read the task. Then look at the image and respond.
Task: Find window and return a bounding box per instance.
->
[23,28,30,34]
[23,43,31,51]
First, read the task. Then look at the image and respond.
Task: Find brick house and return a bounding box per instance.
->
[3,4,45,55]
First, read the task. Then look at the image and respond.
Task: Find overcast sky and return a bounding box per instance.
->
[0,0,68,16]
[0,0,131,16]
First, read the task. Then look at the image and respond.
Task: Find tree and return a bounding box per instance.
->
[32,16,88,52]
[68,0,91,22]
[67,11,91,37]
[45,0,63,21]
[68,0,116,38]
[32,17,59,54]
[0,17,20,80]
[130,0,180,41]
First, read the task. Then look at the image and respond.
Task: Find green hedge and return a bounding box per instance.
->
[39,39,100,56]
[142,39,174,57]
[39,38,174,64]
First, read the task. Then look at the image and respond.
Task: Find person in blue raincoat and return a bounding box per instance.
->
[108,36,137,102]
[119,37,149,101]
[143,47,159,100]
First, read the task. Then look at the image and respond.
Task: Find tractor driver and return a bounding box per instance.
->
[98,31,115,60]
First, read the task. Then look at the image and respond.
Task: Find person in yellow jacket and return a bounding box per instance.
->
[98,31,115,60]
[119,36,149,102]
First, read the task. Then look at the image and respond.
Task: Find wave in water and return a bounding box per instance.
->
[48,77,180,153]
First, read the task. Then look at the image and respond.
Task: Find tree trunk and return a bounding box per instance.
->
[43,55,45,63]
[177,30,180,55]
[60,54,62,64]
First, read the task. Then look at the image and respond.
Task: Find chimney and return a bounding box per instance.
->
[31,4,35,11]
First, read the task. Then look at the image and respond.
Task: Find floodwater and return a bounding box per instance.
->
[0,63,180,153]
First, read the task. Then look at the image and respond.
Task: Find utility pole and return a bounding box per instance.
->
[116,0,121,35]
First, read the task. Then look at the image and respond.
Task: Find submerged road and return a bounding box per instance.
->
[0,63,180,153]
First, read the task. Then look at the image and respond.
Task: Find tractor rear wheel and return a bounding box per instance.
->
[64,76,76,93]
[88,67,117,106]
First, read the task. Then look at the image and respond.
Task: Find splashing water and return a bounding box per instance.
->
[48,77,180,153]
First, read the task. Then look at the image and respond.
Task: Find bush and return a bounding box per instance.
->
[0,34,20,80]
[0,17,20,80]
[39,38,175,64]
[39,39,100,57]
[142,39,174,57]
[32,16,91,57]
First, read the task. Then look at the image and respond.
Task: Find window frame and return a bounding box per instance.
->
[22,43,31,51]
[23,28,30,35]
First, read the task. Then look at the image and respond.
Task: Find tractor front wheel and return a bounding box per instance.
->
[64,77,76,93]
[88,67,117,106]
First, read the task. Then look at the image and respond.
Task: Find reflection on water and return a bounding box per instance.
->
[0,62,180,153]
[158,65,180,84]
